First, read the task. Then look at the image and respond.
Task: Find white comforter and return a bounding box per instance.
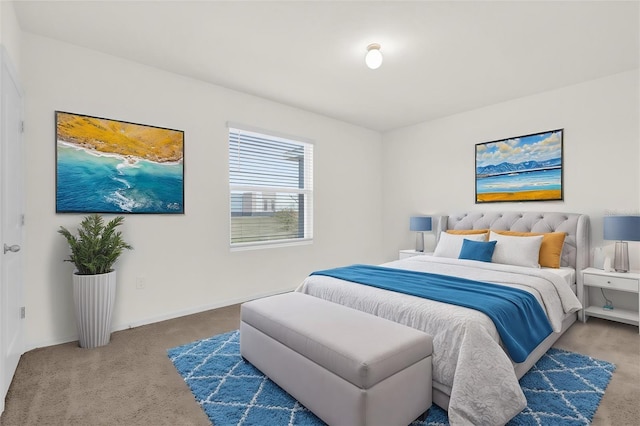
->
[295,255,582,426]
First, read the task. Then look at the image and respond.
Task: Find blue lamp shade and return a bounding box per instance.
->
[410,216,432,232]
[603,215,640,273]
[603,216,640,241]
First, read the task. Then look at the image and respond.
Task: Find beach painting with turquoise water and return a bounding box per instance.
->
[475,129,563,203]
[56,112,184,214]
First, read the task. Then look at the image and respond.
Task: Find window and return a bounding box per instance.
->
[228,123,313,249]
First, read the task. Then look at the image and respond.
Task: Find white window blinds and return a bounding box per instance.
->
[228,124,313,248]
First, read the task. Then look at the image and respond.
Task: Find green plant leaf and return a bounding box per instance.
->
[58,213,133,275]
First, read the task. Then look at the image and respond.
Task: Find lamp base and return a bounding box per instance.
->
[415,232,424,253]
[613,241,629,273]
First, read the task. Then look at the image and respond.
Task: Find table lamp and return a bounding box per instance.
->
[410,216,432,252]
[603,215,640,273]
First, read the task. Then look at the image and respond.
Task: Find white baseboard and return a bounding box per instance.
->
[24,286,295,352]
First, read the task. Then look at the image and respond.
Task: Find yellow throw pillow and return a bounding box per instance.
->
[446,229,489,241]
[493,230,566,268]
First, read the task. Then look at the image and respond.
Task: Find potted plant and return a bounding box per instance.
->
[58,214,132,348]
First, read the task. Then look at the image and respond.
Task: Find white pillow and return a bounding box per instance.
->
[489,231,543,268]
[433,232,488,259]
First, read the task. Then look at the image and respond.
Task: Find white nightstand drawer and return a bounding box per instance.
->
[581,268,640,331]
[583,273,638,293]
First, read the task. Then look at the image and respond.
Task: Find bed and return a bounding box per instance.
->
[296,211,590,425]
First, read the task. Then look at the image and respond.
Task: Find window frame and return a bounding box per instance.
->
[227,122,314,251]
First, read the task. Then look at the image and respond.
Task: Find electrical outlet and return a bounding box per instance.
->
[136,276,146,290]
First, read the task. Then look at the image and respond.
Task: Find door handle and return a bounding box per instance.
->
[4,244,21,254]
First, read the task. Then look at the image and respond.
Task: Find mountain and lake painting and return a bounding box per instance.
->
[475,129,563,203]
[56,111,184,214]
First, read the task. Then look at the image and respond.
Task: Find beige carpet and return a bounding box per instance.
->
[1,307,638,426]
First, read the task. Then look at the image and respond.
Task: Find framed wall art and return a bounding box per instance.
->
[56,111,184,214]
[475,129,563,203]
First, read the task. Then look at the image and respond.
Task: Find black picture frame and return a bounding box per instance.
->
[475,129,563,203]
[56,111,184,214]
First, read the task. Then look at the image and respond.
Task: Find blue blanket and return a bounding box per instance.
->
[310,264,553,363]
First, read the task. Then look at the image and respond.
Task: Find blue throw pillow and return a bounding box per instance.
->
[458,239,497,262]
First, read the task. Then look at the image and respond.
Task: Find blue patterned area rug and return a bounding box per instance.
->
[168,330,615,426]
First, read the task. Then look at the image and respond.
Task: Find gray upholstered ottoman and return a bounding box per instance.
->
[240,292,433,426]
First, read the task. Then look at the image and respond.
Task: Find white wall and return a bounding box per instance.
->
[0,1,21,73]
[21,33,383,349]
[382,69,640,267]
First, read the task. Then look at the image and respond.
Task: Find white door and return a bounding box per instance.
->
[0,47,24,414]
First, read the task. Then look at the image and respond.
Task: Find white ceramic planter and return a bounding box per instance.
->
[72,270,117,348]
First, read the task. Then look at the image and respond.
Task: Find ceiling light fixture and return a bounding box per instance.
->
[365,43,383,70]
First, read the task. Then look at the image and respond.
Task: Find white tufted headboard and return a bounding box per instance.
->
[435,211,590,272]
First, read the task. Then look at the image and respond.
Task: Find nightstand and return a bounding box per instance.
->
[581,267,639,333]
[399,249,426,260]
